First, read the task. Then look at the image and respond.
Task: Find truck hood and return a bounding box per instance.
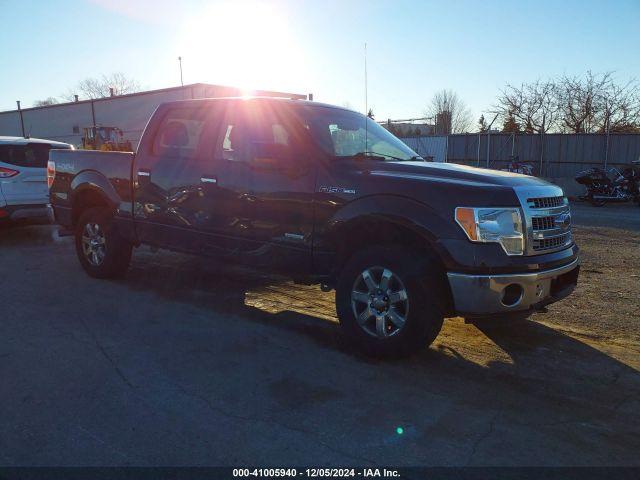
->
[369,161,553,189]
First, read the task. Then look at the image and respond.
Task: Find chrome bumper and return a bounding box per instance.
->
[447,258,579,316]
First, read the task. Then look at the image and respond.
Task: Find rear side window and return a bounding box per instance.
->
[0,143,69,169]
[153,107,208,159]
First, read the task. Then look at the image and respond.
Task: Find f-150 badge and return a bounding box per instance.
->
[319,186,356,194]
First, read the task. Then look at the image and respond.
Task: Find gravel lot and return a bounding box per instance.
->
[1,206,638,467]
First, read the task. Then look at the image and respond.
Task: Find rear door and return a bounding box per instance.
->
[0,143,69,205]
[132,104,216,252]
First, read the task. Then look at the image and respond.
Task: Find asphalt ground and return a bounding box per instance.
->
[1,207,638,467]
[570,201,640,231]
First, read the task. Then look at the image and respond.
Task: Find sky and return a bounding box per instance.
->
[1,0,639,122]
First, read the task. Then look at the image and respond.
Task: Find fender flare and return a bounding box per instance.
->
[70,170,120,214]
[319,194,460,261]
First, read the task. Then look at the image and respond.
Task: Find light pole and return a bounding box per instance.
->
[178,56,183,86]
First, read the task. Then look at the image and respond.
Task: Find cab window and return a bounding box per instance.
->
[153,107,208,158]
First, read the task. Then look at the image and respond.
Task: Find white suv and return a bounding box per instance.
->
[0,136,72,223]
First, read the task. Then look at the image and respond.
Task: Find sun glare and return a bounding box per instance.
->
[176,3,307,93]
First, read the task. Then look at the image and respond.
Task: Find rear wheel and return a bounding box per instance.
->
[336,245,445,357]
[75,207,132,278]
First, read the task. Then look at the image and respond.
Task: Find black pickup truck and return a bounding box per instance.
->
[49,97,579,356]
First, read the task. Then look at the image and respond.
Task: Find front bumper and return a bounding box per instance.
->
[447,258,579,316]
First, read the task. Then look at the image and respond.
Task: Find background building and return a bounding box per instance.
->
[0,83,309,148]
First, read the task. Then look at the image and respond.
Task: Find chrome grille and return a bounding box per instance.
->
[533,232,572,251]
[531,216,555,230]
[515,186,573,256]
[528,196,565,208]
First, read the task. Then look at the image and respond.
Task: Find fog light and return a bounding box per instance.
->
[501,283,524,307]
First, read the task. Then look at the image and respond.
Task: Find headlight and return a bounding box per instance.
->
[455,207,524,256]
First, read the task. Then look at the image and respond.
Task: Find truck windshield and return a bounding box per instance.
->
[301,106,422,161]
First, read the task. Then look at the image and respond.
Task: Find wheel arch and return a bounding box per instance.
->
[70,171,119,226]
[319,195,457,315]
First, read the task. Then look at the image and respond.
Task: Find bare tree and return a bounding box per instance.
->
[557,71,601,133]
[62,72,141,101]
[495,80,560,134]
[557,71,640,133]
[595,76,640,133]
[496,72,640,134]
[33,97,59,107]
[425,89,473,134]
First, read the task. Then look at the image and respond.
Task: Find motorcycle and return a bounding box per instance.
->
[575,161,640,207]
[500,155,535,176]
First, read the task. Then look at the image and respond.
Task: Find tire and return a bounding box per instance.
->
[335,245,446,357]
[75,207,132,279]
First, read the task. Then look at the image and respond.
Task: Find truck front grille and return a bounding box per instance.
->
[532,232,572,251]
[531,216,555,230]
[528,196,565,208]
[516,187,573,256]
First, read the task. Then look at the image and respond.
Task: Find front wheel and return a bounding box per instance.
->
[75,207,132,279]
[336,246,446,357]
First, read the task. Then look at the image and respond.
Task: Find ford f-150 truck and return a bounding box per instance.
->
[49,97,579,356]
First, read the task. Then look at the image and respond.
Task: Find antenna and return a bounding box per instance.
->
[364,42,368,153]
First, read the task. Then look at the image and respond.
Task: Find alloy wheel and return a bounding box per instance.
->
[351,266,409,338]
[82,222,106,266]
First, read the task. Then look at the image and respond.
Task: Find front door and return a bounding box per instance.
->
[241,102,316,273]
[194,100,315,271]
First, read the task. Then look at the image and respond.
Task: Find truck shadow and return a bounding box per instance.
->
[122,250,640,421]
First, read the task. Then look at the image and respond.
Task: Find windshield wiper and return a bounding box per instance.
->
[342,151,408,162]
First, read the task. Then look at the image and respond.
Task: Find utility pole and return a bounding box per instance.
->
[604,102,610,170]
[178,56,184,86]
[16,101,25,138]
[485,113,499,167]
[364,43,368,152]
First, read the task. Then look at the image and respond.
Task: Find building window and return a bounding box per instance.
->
[72,125,80,134]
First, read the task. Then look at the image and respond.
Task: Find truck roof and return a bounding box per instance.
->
[159,96,355,114]
[0,136,72,147]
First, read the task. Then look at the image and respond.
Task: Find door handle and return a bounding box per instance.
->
[137,169,151,186]
[200,176,217,185]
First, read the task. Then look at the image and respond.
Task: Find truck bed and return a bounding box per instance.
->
[49,149,135,229]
